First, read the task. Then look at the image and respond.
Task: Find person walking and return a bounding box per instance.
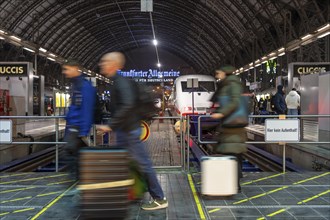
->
[211,65,248,192]
[285,88,300,115]
[96,52,168,210]
[62,59,96,181]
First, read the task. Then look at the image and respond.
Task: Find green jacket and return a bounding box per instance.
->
[214,74,243,117]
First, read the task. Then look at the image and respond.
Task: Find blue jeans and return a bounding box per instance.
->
[287,109,298,115]
[116,128,164,200]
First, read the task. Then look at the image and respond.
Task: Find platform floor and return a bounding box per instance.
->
[145,120,181,167]
[0,171,329,219]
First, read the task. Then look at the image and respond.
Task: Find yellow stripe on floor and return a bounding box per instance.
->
[233,172,330,205]
[0,212,10,216]
[0,186,36,194]
[36,191,63,197]
[208,208,221,214]
[187,174,206,220]
[30,181,78,220]
[0,196,32,204]
[241,172,284,185]
[13,207,35,213]
[256,187,330,218]
[0,174,68,185]
[47,180,75,185]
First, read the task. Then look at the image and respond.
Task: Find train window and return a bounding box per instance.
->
[181,81,215,92]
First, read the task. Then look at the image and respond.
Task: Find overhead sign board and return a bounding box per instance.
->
[249,82,260,90]
[0,63,29,77]
[118,69,180,83]
[0,120,12,144]
[265,119,300,142]
[294,64,330,75]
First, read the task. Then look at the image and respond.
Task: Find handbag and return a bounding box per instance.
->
[218,96,249,128]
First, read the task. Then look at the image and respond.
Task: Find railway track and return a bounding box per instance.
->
[0,146,62,172]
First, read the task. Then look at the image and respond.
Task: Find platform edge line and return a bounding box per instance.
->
[30,181,78,220]
[187,173,207,220]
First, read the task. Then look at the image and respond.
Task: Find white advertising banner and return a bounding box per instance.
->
[265,119,300,142]
[0,120,12,144]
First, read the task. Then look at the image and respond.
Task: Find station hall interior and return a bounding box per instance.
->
[0,0,330,220]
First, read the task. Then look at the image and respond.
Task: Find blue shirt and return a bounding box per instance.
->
[66,75,96,136]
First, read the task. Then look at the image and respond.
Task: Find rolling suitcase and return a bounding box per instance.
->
[79,146,133,219]
[201,156,238,196]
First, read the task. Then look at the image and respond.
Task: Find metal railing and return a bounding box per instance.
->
[0,115,186,172]
[196,114,330,172]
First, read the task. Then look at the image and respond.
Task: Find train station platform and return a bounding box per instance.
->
[0,171,329,219]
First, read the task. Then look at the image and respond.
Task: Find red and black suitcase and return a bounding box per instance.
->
[78,147,132,219]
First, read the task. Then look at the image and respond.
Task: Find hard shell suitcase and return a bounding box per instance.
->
[79,147,132,219]
[201,156,238,196]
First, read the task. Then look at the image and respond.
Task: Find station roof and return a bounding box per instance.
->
[0,0,328,74]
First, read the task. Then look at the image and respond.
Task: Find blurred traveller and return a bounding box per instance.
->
[285,88,300,115]
[211,65,248,192]
[62,59,96,182]
[97,52,168,210]
[273,85,287,114]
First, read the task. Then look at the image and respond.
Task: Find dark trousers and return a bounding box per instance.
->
[63,127,87,180]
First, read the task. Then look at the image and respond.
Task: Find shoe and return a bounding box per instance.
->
[141,198,168,210]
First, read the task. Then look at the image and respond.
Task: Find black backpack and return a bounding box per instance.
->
[93,93,104,124]
[133,81,160,121]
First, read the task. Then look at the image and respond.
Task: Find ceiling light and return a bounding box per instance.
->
[153,39,158,46]
[262,60,268,64]
[278,47,285,52]
[255,59,260,64]
[49,53,56,57]
[0,29,7,34]
[39,47,47,53]
[47,57,55,61]
[317,24,330,32]
[23,47,35,53]
[255,63,261,67]
[269,56,277,60]
[268,52,276,57]
[249,62,253,66]
[239,67,243,71]
[0,36,4,40]
[301,34,312,40]
[157,63,161,67]
[317,31,330,38]
[289,46,300,51]
[261,56,267,60]
[10,35,21,41]
[278,52,285,56]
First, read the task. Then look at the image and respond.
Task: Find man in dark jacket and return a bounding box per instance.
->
[97,52,168,211]
[62,59,96,181]
[273,85,287,114]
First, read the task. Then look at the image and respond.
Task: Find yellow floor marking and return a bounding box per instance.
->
[208,208,221,214]
[36,191,63,197]
[30,181,78,220]
[0,196,32,204]
[187,174,206,220]
[0,186,36,194]
[0,173,32,178]
[241,173,284,185]
[0,212,10,216]
[297,189,330,204]
[257,188,330,219]
[0,174,68,185]
[234,172,330,205]
[293,172,330,185]
[13,207,35,213]
[47,180,75,185]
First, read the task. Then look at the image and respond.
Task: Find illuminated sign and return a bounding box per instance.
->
[294,64,330,75]
[118,69,180,83]
[0,63,28,77]
[266,60,277,74]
